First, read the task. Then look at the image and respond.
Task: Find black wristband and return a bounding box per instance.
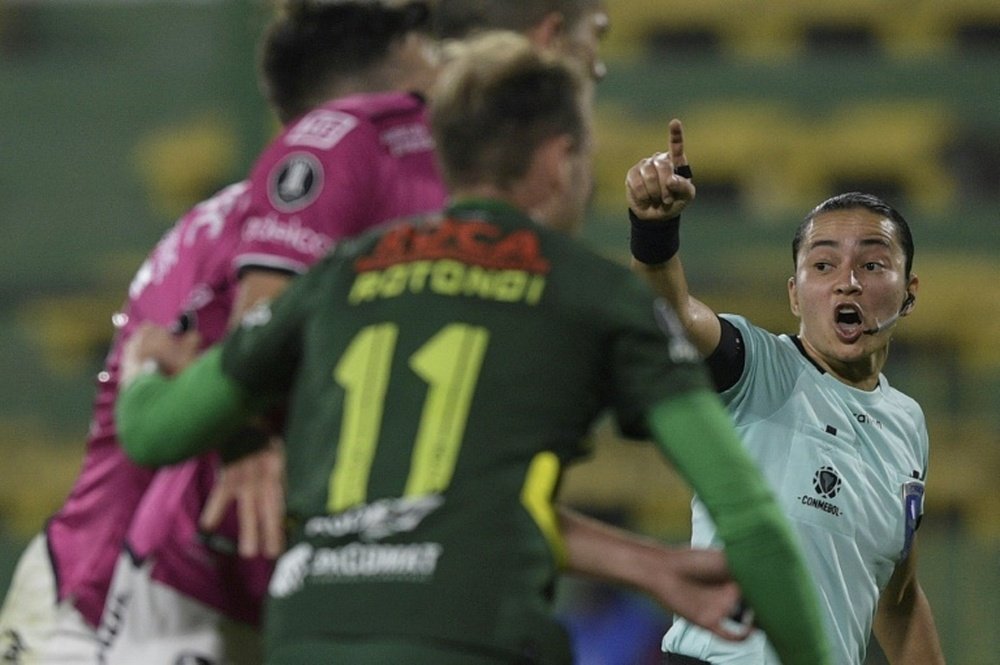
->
[630,209,680,265]
[628,162,691,265]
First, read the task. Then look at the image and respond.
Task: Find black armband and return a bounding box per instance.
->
[705,316,746,392]
[629,209,680,265]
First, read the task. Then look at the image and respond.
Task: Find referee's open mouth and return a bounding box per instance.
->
[834,303,864,342]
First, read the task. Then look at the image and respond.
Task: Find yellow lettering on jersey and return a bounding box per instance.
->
[348,272,381,304]
[348,260,546,305]
[521,451,567,568]
[405,325,489,496]
[328,323,397,512]
[327,323,489,512]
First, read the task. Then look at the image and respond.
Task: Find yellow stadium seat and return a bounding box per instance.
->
[785,102,957,213]
[605,0,1000,60]
[893,0,1000,56]
[604,0,757,58]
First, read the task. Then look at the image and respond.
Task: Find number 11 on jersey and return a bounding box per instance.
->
[327,323,489,512]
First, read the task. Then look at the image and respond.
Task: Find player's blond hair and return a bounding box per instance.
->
[430,31,587,191]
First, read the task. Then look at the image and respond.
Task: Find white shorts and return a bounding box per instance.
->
[97,552,262,665]
[0,533,101,664]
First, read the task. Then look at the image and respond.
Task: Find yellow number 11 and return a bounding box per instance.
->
[327,323,489,512]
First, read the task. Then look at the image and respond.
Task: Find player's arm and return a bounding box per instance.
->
[873,541,945,664]
[118,262,314,467]
[115,264,294,465]
[229,268,294,329]
[557,506,750,641]
[207,117,374,555]
[648,389,831,665]
[625,119,721,357]
[196,268,296,557]
[116,344,262,466]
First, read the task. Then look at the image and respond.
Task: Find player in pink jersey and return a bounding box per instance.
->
[96,4,445,664]
[0,180,250,662]
[0,3,442,663]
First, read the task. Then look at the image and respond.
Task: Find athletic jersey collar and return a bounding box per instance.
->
[790,335,826,374]
[791,334,885,392]
[446,198,534,227]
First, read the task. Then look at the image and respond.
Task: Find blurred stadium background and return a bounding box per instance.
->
[0,1,997,663]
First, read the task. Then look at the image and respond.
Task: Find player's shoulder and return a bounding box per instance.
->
[538,229,653,308]
[719,313,785,353]
[258,92,429,175]
[278,105,369,155]
[330,90,426,122]
[183,181,251,222]
[281,91,425,147]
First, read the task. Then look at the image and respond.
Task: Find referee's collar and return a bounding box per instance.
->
[790,335,826,375]
[790,335,883,389]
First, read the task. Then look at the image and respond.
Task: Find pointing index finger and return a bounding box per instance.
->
[669,118,688,168]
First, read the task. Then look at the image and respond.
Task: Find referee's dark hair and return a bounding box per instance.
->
[793,192,915,278]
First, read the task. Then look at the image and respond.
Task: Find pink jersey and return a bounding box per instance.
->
[45,181,251,627]
[120,91,447,625]
[233,92,445,274]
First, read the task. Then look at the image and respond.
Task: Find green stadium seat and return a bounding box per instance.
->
[593,102,809,214]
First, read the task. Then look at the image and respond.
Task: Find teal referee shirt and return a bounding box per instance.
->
[663,314,928,665]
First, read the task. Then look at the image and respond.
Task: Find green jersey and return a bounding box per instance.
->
[221,200,709,661]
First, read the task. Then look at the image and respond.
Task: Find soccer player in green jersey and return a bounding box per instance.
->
[114,35,830,665]
[626,120,945,664]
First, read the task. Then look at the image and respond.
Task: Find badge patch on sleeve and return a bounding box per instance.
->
[269,152,324,212]
[900,480,924,559]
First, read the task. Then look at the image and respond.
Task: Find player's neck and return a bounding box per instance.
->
[450,186,519,211]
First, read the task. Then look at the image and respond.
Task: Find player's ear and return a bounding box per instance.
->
[788,276,801,316]
[535,134,576,197]
[901,274,919,316]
